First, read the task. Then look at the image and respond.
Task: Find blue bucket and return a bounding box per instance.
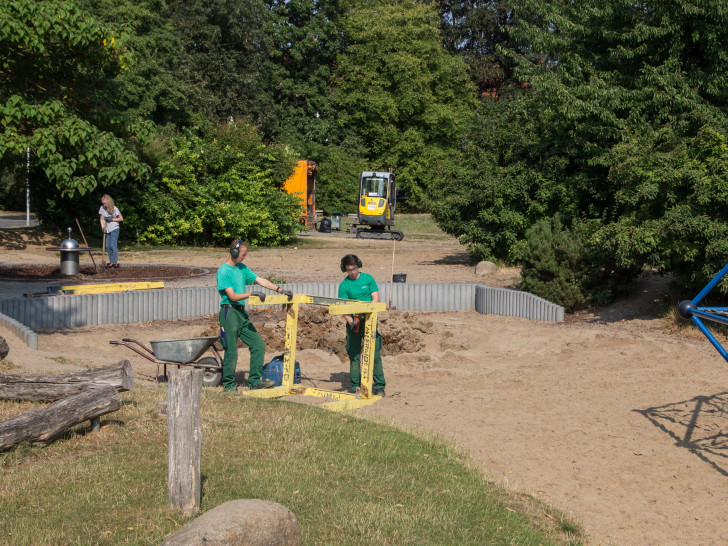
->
[262,355,301,386]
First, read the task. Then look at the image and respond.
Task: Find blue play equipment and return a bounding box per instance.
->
[678,262,728,362]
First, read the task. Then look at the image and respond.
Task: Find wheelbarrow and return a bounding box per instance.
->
[110,336,223,387]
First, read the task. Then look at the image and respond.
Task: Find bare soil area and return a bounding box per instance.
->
[0,263,208,282]
[2,228,727,544]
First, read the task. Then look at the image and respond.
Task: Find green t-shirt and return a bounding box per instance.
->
[338,272,378,302]
[217,263,258,306]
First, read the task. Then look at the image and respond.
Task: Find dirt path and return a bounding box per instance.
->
[2,230,727,544]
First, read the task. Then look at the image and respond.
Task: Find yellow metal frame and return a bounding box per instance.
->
[57,281,164,295]
[242,294,386,411]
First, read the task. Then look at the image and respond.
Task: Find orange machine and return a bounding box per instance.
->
[284,160,317,227]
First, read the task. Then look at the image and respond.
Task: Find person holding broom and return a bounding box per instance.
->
[99,194,123,269]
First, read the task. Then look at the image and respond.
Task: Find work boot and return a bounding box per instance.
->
[373,388,386,397]
[253,380,276,389]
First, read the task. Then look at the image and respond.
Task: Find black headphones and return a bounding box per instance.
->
[340,254,363,272]
[230,239,243,259]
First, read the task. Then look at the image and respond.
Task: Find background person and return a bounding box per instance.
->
[337,254,386,396]
[98,194,123,269]
[217,239,293,391]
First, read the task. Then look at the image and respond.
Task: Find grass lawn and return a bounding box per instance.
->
[0,387,582,545]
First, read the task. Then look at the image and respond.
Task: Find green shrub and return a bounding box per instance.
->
[518,216,640,312]
[131,123,301,246]
[517,216,588,311]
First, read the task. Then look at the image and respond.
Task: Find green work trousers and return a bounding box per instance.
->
[346,327,385,392]
[219,306,265,390]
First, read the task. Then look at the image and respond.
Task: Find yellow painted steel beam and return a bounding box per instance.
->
[59,281,164,294]
[291,387,357,401]
[242,386,289,399]
[323,396,381,412]
[282,302,299,388]
[359,312,378,399]
[328,302,386,315]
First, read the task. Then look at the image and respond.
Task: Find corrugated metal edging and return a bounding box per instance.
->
[0,282,561,349]
[383,283,475,311]
[474,284,563,322]
[0,311,38,350]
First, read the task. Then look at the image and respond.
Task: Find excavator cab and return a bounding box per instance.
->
[356,171,403,240]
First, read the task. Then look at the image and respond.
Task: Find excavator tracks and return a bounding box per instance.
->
[355,228,404,241]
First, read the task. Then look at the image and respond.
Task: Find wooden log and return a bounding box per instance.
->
[0,385,121,451]
[168,369,203,517]
[0,360,134,401]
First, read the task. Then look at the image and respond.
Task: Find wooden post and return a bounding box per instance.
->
[167,369,203,517]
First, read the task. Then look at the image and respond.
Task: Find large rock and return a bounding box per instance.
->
[0,336,8,359]
[475,261,498,276]
[162,499,302,546]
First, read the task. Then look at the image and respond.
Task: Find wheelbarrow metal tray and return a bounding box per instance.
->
[149,336,219,364]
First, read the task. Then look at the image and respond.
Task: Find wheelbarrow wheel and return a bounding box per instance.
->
[197,357,222,387]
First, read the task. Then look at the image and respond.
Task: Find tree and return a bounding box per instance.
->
[436,0,728,300]
[0,0,148,199]
[438,0,522,98]
[335,0,476,209]
[512,0,728,291]
[166,0,278,133]
[268,0,346,146]
[76,0,197,129]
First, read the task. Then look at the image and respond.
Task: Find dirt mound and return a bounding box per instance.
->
[200,307,434,362]
[0,263,209,282]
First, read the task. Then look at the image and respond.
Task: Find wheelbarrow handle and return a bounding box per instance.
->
[109,338,157,362]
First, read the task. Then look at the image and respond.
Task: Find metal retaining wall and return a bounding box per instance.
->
[0,282,563,349]
[475,285,564,322]
[0,311,38,350]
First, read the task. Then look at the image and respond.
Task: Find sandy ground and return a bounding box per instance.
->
[2,231,728,544]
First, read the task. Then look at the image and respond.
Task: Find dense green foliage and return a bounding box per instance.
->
[0,0,149,197]
[4,0,728,307]
[336,1,475,208]
[128,123,300,246]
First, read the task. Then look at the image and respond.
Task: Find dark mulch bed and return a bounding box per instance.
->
[0,264,210,282]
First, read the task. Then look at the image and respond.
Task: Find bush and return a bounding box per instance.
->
[518,216,640,312]
[129,123,301,246]
[517,216,588,311]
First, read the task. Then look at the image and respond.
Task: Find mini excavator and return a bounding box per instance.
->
[354,171,404,241]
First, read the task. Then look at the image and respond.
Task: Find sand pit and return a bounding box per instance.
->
[2,231,728,544]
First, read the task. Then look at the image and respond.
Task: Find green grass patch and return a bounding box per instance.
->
[0,388,582,545]
[290,214,456,248]
[388,214,455,241]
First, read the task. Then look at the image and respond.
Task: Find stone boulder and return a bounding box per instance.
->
[162,499,302,546]
[474,261,497,276]
[0,336,8,359]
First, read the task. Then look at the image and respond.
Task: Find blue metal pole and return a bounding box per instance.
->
[693,262,728,305]
[692,316,728,362]
[690,308,728,327]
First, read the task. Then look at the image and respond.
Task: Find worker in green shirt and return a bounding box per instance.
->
[217,239,292,391]
[337,254,386,396]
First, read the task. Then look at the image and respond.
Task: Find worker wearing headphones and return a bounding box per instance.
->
[217,239,293,392]
[337,254,386,396]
